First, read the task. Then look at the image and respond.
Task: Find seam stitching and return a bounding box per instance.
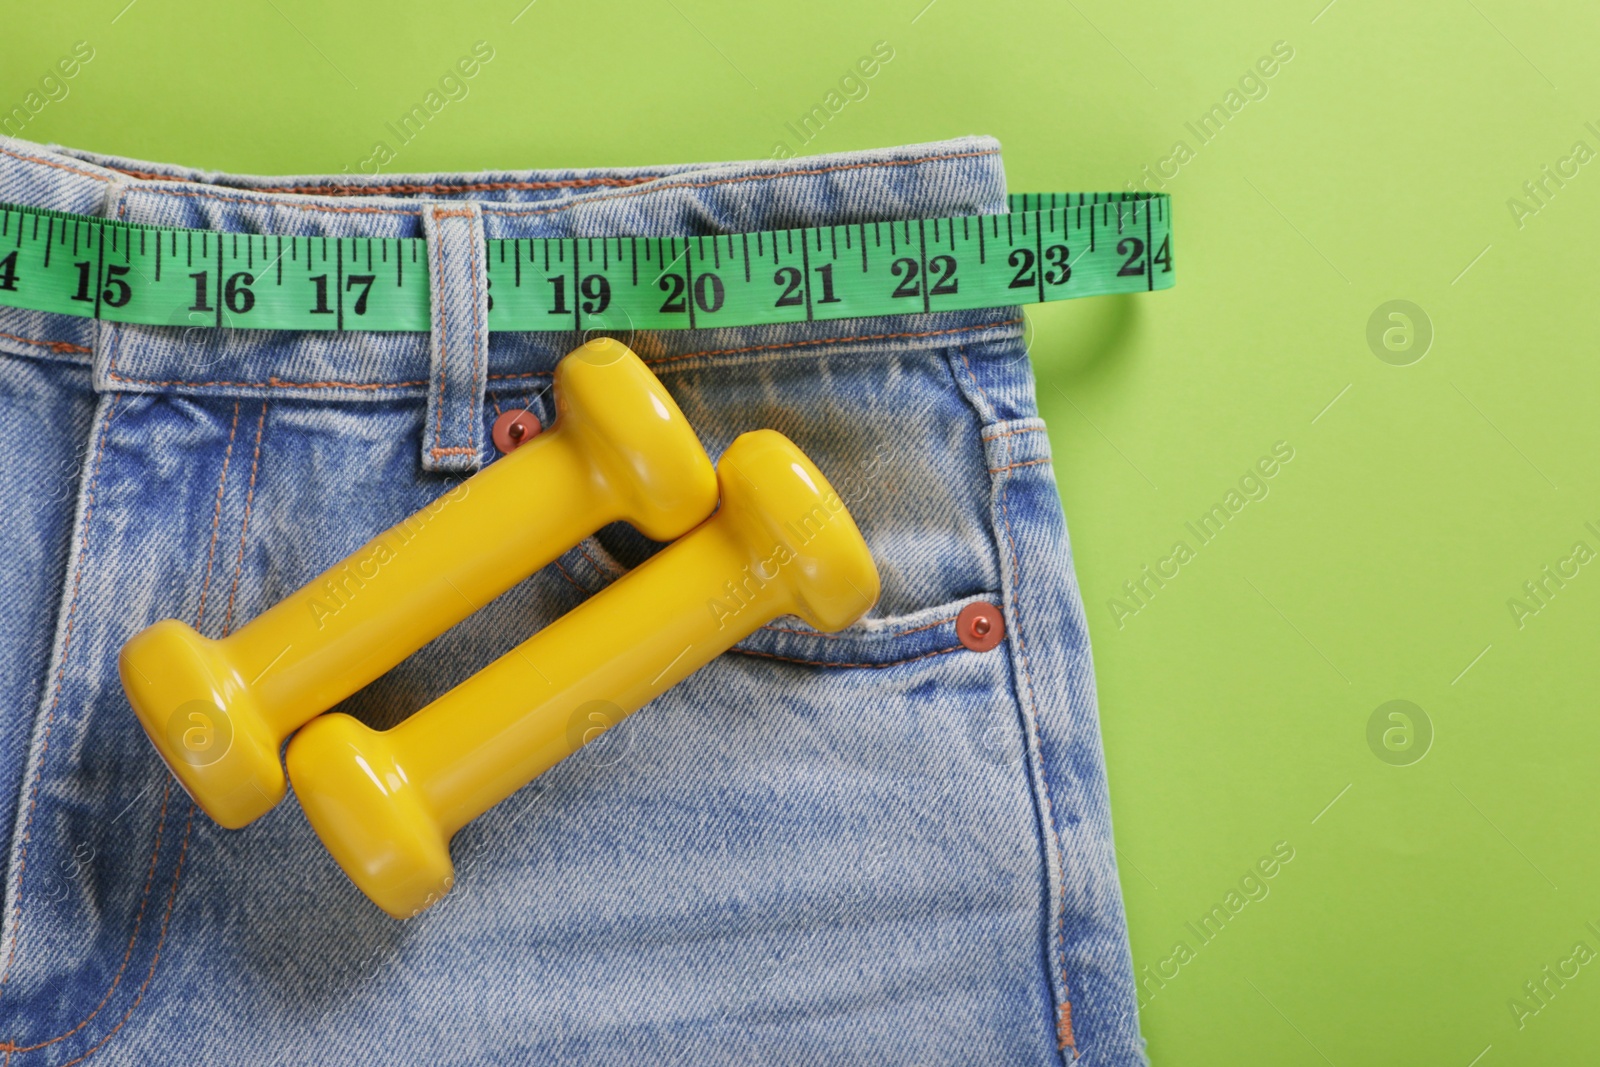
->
[0,392,122,996]
[549,563,964,668]
[981,426,1047,443]
[759,613,961,641]
[223,403,268,632]
[484,149,1001,218]
[7,388,251,1055]
[0,145,112,184]
[0,333,91,356]
[64,148,997,220]
[465,215,484,463]
[98,166,663,195]
[102,188,415,216]
[28,407,262,1058]
[486,371,549,384]
[551,559,587,597]
[94,321,1020,393]
[957,346,995,416]
[573,542,612,581]
[998,448,1076,1059]
[255,175,662,196]
[950,344,1075,1058]
[31,806,195,1067]
[2,782,171,1054]
[107,373,428,391]
[989,457,1052,474]
[430,208,451,458]
[728,644,962,670]
[191,402,242,629]
[101,199,129,383]
[643,320,1020,369]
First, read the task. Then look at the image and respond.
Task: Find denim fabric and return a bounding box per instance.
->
[420,201,489,473]
[0,134,1146,1065]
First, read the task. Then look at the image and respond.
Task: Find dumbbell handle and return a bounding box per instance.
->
[289,429,880,917]
[408,518,786,834]
[233,433,607,737]
[121,339,718,832]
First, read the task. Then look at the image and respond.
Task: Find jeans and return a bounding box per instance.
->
[0,133,1145,1065]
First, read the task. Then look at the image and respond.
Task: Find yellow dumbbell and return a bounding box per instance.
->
[118,339,717,830]
[286,429,880,918]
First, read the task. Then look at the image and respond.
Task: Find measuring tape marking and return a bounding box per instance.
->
[0,194,1172,333]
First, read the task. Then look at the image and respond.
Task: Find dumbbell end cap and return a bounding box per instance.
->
[287,714,455,920]
[718,430,882,632]
[555,340,718,543]
[118,619,285,830]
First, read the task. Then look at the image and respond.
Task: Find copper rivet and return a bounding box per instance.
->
[492,409,542,455]
[956,602,1005,652]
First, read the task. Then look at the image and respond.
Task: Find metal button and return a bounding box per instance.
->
[957,601,1005,652]
[491,409,541,454]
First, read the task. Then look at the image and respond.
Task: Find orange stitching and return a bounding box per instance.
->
[117,187,417,216]
[484,148,1003,219]
[99,167,195,183]
[251,175,662,197]
[729,644,962,670]
[426,205,485,465]
[981,426,1046,442]
[1058,1003,1076,1056]
[994,439,1075,1055]
[105,371,428,391]
[192,401,242,629]
[4,782,172,1053]
[646,320,1021,369]
[270,372,422,389]
[13,396,258,1056]
[466,218,485,459]
[574,541,612,580]
[0,331,92,356]
[956,346,994,410]
[487,389,504,418]
[223,403,268,633]
[42,804,195,1067]
[875,614,961,639]
[98,322,1019,396]
[0,392,121,997]
[430,212,450,456]
[0,144,112,184]
[760,613,961,641]
[85,147,997,221]
[548,561,964,669]
[988,456,1052,474]
[98,166,663,196]
[551,559,588,597]
[94,201,131,393]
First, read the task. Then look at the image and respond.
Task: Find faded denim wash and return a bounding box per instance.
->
[0,133,1146,1065]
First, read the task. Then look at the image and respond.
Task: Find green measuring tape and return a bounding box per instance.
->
[0,193,1170,333]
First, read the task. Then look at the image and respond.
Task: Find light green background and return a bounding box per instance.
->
[6,2,1597,1063]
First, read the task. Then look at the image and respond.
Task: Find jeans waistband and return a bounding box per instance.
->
[0,136,1021,378]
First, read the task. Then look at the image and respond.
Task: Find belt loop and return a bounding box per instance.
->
[421,202,490,474]
[89,180,131,393]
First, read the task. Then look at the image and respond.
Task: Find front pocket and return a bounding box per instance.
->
[533,338,1007,625]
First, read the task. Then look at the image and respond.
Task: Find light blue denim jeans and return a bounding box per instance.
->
[0,134,1145,1065]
